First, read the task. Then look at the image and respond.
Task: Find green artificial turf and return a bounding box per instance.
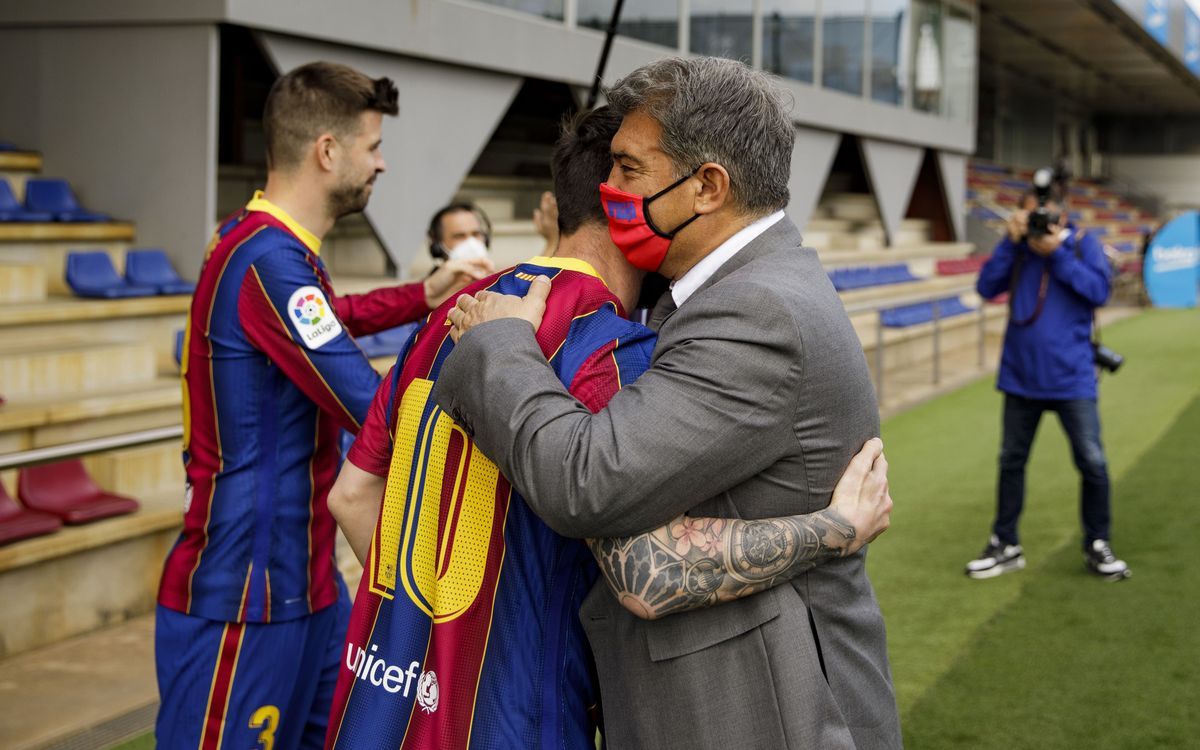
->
[112,309,1200,750]
[872,308,1200,749]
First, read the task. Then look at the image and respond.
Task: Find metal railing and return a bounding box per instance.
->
[0,425,182,471]
[843,283,990,405]
[0,285,996,467]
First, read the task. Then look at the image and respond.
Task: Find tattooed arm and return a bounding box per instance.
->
[588,439,891,620]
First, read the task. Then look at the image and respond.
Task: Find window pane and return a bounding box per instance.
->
[690,0,754,61]
[823,0,866,96]
[472,0,564,22]
[944,6,976,120]
[911,0,944,114]
[579,0,680,49]
[870,0,907,105]
[763,1,817,84]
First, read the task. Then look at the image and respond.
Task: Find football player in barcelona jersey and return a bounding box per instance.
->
[154,62,492,750]
[323,106,893,749]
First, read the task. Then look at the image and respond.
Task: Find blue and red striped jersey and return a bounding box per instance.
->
[159,192,431,624]
[326,257,656,750]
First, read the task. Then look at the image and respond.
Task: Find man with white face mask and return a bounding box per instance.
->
[426,202,492,263]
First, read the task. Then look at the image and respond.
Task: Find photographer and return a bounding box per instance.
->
[966,175,1130,581]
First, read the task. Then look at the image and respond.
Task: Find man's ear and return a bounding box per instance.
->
[692,163,731,216]
[315,133,338,173]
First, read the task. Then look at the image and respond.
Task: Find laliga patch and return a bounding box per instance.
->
[288,286,342,349]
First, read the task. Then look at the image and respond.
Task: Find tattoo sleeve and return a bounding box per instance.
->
[587,509,856,620]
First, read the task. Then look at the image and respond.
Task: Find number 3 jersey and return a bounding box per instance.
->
[326,257,655,750]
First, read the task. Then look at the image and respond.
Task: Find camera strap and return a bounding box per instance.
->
[1007,252,1050,327]
[1007,231,1087,329]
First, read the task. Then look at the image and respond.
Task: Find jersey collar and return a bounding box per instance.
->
[246,190,322,255]
[525,255,604,284]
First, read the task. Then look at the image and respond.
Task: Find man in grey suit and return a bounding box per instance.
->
[439,58,901,749]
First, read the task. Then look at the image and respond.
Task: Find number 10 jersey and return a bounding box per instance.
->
[326,257,656,749]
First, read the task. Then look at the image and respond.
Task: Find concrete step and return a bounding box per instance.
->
[0,151,43,173]
[0,340,157,400]
[0,615,157,750]
[0,489,181,659]
[0,377,180,444]
[0,237,132,296]
[84,439,184,498]
[819,243,975,276]
[824,193,880,222]
[839,275,978,309]
[0,297,187,375]
[322,212,389,278]
[0,263,46,304]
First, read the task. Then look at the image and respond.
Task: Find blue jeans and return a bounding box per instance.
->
[993,394,1111,549]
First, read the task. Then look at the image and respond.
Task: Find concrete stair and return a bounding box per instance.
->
[0,263,46,304]
[0,378,181,453]
[0,341,157,401]
[0,234,133,296]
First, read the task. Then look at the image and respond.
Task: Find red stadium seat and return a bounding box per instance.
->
[937,256,990,276]
[17,460,139,524]
[0,478,62,545]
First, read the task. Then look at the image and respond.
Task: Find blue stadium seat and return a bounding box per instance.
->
[355,322,420,359]
[881,297,975,328]
[829,264,920,292]
[0,180,53,222]
[23,179,110,222]
[65,251,157,298]
[125,249,195,294]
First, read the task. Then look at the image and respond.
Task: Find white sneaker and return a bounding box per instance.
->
[1085,539,1130,580]
[965,535,1027,579]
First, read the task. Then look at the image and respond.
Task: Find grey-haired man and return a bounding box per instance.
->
[439,58,902,749]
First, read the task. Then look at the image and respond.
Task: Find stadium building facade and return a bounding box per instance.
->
[0,0,981,275]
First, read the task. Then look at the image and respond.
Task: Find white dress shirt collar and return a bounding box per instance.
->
[670,211,785,307]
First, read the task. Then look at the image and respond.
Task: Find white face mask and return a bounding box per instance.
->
[447,236,488,261]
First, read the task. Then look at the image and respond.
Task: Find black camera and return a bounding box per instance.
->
[1092,342,1124,373]
[1026,168,1061,238]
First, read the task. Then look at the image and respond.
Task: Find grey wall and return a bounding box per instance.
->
[258,33,522,276]
[860,138,924,245]
[786,126,841,230]
[0,25,218,273]
[1110,154,1200,211]
[0,0,975,155]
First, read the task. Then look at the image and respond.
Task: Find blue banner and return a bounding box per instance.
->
[1145,0,1169,45]
[1144,212,1200,308]
[1186,7,1200,75]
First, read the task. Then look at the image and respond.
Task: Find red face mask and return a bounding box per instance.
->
[599,169,700,273]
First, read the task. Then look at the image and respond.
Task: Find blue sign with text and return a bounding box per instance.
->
[1186,8,1200,75]
[1144,212,1200,308]
[1145,0,1169,45]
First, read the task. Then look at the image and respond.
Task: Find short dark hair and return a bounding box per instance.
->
[263,61,399,170]
[551,106,623,236]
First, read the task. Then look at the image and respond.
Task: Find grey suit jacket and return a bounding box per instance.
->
[435,218,901,749]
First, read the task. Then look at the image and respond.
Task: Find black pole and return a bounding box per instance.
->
[586,0,627,109]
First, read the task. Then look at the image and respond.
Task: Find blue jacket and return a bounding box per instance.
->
[977,227,1111,400]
